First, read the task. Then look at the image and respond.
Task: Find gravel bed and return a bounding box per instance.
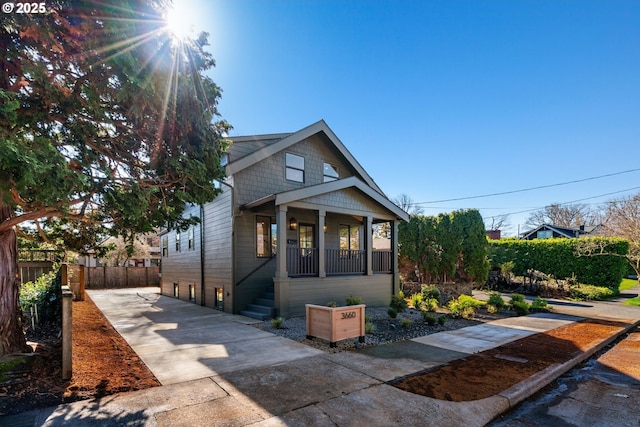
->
[253,307,513,353]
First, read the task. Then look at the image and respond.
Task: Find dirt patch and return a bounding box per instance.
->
[0,294,160,416]
[392,319,628,401]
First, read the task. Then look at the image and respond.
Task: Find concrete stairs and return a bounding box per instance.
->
[240,287,276,321]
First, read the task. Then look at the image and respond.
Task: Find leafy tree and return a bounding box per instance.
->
[0,1,229,355]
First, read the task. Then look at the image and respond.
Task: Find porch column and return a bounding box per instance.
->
[391,220,400,295]
[276,205,288,278]
[365,216,373,276]
[274,205,290,317]
[318,210,326,278]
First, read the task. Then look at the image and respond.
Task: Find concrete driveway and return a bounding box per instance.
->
[88,288,322,385]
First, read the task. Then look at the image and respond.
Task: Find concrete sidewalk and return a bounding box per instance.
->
[5,288,640,426]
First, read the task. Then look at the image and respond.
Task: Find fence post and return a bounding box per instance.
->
[61,285,73,380]
[78,265,85,301]
[61,263,68,288]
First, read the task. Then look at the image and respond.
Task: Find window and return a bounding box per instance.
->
[537,230,552,239]
[257,216,273,257]
[285,153,305,182]
[188,227,195,250]
[323,163,339,182]
[175,232,181,252]
[162,236,168,257]
[340,224,360,250]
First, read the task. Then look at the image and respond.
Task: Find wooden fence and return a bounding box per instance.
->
[86,266,160,288]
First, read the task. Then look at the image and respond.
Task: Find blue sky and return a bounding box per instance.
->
[173,0,640,235]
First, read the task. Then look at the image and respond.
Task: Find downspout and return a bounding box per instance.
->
[216,178,237,313]
[200,204,206,306]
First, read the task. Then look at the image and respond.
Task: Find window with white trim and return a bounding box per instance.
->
[162,236,168,257]
[188,227,195,250]
[323,163,339,182]
[285,153,305,183]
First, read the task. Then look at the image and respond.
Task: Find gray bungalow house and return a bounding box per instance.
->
[160,120,410,319]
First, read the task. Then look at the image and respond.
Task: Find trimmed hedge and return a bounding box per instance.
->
[488,237,628,290]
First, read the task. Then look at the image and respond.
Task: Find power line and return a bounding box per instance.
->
[483,186,640,220]
[416,168,640,205]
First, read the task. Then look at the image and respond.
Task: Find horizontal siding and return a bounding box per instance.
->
[203,186,233,311]
[160,204,202,303]
[286,275,393,317]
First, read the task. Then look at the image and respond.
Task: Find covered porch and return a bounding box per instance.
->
[244,177,409,317]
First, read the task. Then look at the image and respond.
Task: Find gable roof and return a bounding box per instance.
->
[243,176,410,222]
[225,120,385,195]
[520,223,594,239]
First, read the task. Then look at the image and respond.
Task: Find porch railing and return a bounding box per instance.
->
[287,247,318,276]
[326,249,365,275]
[286,248,392,276]
[372,250,392,273]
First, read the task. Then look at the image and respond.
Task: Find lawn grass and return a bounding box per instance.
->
[623,297,640,307]
[620,278,639,292]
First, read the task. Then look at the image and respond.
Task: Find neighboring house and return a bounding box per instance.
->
[520,223,601,240]
[160,120,410,319]
[80,234,161,267]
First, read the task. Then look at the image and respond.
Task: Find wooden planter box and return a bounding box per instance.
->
[306,304,366,347]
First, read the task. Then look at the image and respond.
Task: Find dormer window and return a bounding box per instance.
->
[323,163,339,182]
[285,153,304,183]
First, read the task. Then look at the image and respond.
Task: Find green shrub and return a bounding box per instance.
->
[326,301,337,308]
[423,298,439,312]
[531,296,548,310]
[387,307,398,318]
[422,311,436,325]
[487,304,499,314]
[448,295,484,319]
[401,318,412,328]
[271,317,284,329]
[488,237,629,290]
[20,269,61,326]
[345,295,364,306]
[568,284,616,301]
[390,291,408,313]
[500,261,515,278]
[487,292,506,309]
[421,284,441,302]
[437,315,447,326]
[512,300,530,316]
[409,293,423,310]
[510,293,525,303]
[365,321,376,334]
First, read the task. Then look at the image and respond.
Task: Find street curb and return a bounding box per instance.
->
[496,319,640,411]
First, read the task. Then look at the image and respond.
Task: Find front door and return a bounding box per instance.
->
[298,224,316,275]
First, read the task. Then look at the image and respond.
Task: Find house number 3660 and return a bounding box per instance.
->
[341,311,357,319]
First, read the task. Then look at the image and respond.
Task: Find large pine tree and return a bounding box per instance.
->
[0,1,230,355]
